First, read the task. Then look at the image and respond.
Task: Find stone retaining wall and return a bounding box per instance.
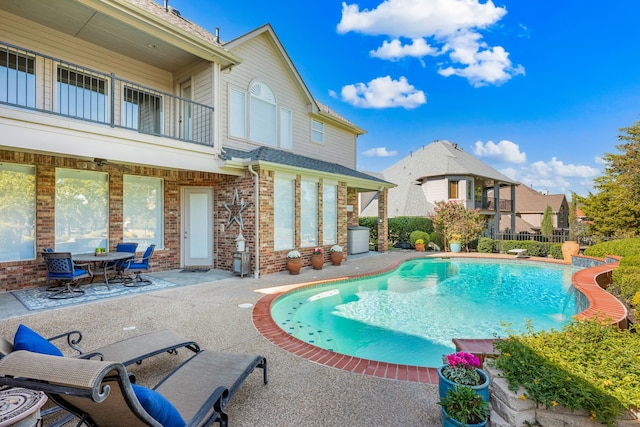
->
[485,364,640,427]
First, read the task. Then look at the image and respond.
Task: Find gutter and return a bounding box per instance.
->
[248,165,260,278]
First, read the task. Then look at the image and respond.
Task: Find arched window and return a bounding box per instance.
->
[250,81,276,146]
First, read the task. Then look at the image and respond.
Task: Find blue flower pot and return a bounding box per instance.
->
[441,407,488,427]
[438,365,490,403]
[449,243,461,252]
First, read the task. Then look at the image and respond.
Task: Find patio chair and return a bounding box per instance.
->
[42,251,93,299]
[0,349,268,427]
[105,242,139,283]
[120,244,155,286]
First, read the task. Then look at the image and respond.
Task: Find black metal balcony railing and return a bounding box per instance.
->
[474,197,513,212]
[0,41,213,147]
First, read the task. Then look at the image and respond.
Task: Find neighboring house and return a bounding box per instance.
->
[0,0,391,290]
[360,140,518,235]
[496,185,569,235]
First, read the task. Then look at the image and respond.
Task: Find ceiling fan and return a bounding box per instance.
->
[77,158,131,172]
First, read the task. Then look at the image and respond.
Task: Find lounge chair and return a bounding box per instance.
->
[1,325,201,365]
[0,349,268,427]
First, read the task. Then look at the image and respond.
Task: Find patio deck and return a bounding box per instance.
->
[0,251,624,426]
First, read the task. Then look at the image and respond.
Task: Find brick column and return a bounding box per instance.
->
[377,188,388,252]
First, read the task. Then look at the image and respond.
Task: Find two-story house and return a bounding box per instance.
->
[360,140,518,235]
[0,0,391,291]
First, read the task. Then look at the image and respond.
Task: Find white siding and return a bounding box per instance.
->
[424,177,448,203]
[221,33,358,169]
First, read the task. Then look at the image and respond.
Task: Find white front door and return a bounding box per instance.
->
[182,187,213,267]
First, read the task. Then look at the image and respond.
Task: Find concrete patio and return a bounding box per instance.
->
[0,250,443,426]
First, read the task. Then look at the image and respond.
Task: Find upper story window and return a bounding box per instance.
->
[123,87,163,135]
[229,81,293,149]
[0,49,35,108]
[56,65,108,123]
[250,81,276,146]
[449,180,459,199]
[311,120,324,143]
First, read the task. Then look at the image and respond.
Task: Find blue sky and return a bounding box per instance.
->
[165,0,640,198]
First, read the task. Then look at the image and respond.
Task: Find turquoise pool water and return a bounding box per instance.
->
[271,258,581,367]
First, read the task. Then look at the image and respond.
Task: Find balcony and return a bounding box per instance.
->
[474,197,513,212]
[0,41,214,147]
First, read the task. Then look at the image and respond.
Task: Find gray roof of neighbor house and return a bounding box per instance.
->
[221,147,392,187]
[390,140,518,183]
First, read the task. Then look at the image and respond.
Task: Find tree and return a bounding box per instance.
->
[568,193,580,241]
[579,118,640,237]
[432,201,485,252]
[540,205,554,238]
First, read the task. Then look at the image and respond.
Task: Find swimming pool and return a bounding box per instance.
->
[271,258,582,367]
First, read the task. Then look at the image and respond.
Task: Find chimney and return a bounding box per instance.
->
[215,27,220,44]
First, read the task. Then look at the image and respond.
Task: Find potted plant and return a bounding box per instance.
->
[414,238,425,252]
[329,245,343,265]
[286,250,302,275]
[94,247,107,256]
[438,351,490,403]
[311,247,324,270]
[449,234,462,253]
[438,385,489,427]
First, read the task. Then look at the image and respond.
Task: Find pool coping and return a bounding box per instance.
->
[251,253,626,384]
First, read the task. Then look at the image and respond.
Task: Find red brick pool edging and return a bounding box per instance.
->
[252,255,627,384]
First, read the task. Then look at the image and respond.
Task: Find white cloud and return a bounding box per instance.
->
[499,157,600,197]
[337,0,524,87]
[473,140,526,164]
[328,89,338,99]
[370,38,439,61]
[341,75,426,109]
[594,155,606,165]
[362,147,398,157]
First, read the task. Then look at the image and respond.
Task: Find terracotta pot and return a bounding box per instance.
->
[287,258,302,275]
[311,254,324,270]
[415,243,425,252]
[330,251,343,265]
[561,240,580,264]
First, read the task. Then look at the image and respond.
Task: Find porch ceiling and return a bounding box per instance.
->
[0,0,236,72]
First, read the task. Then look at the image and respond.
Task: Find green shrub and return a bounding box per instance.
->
[359,216,434,245]
[477,237,495,253]
[409,230,430,247]
[549,243,563,259]
[500,240,548,257]
[430,231,444,250]
[584,238,640,258]
[493,320,640,427]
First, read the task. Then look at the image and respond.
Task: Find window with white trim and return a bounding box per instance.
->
[229,87,246,138]
[280,108,292,149]
[250,81,276,146]
[0,49,35,108]
[274,174,295,251]
[0,163,35,262]
[300,179,318,247]
[56,66,107,123]
[311,119,324,143]
[322,182,337,245]
[55,169,108,254]
[123,175,163,251]
[123,87,163,135]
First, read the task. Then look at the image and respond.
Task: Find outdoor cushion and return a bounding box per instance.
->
[13,324,63,357]
[132,383,185,427]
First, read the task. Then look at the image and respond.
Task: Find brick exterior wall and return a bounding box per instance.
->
[0,150,371,289]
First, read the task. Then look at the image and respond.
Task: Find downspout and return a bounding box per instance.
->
[248,165,260,278]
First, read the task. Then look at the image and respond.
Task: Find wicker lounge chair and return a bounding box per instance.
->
[0,349,268,427]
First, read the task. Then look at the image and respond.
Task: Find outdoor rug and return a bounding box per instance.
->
[180,268,210,273]
[11,276,178,311]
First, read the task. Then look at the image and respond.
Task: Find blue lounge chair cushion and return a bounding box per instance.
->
[132,384,185,427]
[14,324,63,357]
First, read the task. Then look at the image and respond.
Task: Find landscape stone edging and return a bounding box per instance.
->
[484,363,640,427]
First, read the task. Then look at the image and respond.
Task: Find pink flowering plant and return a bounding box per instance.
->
[441,351,483,386]
[312,247,323,255]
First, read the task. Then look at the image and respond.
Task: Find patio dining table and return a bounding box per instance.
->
[73,252,135,287]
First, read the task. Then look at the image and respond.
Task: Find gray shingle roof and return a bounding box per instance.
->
[221,146,391,185]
